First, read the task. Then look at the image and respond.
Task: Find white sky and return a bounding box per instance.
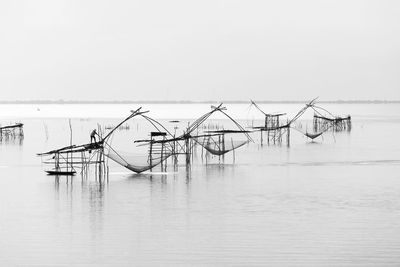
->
[0,0,399,101]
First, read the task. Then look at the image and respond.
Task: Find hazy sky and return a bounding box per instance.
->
[0,0,399,101]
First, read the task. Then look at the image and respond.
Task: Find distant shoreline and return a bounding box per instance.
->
[0,100,399,104]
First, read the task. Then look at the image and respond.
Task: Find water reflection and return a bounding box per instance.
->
[53,173,107,239]
[53,175,75,194]
[306,140,323,145]
[0,135,24,146]
[185,164,191,181]
[54,173,107,194]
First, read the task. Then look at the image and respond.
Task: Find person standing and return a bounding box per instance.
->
[90,129,97,143]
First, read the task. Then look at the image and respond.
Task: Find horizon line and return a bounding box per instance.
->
[0,99,400,104]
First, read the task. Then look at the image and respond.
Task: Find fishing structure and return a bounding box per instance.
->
[305,102,351,133]
[250,100,290,145]
[37,142,105,176]
[36,101,352,178]
[37,117,106,177]
[251,99,320,146]
[0,123,24,141]
[111,110,176,173]
[136,104,253,167]
[189,104,253,163]
[313,114,352,132]
[37,108,174,176]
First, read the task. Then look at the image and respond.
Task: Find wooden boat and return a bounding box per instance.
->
[46,170,76,176]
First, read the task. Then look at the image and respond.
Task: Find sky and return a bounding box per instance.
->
[0,0,399,101]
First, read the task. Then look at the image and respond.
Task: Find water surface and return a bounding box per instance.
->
[1,103,400,266]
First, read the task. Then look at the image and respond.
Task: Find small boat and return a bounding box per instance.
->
[46,170,76,176]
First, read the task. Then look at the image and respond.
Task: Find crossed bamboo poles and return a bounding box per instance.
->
[250,97,340,142]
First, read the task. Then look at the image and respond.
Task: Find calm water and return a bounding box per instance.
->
[1,103,400,266]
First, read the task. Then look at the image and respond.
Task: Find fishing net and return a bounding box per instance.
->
[305,132,323,140]
[106,148,170,173]
[195,136,248,156]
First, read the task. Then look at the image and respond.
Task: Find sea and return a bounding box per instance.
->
[0,103,400,266]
